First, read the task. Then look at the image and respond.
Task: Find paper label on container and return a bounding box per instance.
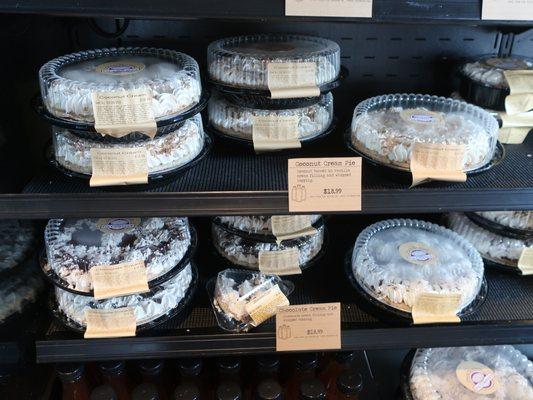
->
[504,70,533,95]
[90,147,148,187]
[456,361,498,395]
[500,111,533,128]
[84,308,136,339]
[259,248,302,276]
[518,247,533,275]
[410,143,466,187]
[267,62,320,99]
[288,158,362,212]
[96,61,146,76]
[276,302,341,351]
[90,260,149,299]
[252,115,301,152]
[271,215,317,242]
[96,218,140,234]
[505,94,533,115]
[92,89,157,138]
[398,242,438,266]
[499,127,531,144]
[400,109,444,125]
[412,293,461,324]
[482,0,533,21]
[245,284,290,326]
[286,0,372,18]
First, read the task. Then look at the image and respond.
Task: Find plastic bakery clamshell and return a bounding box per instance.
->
[347,94,500,176]
[459,54,533,110]
[447,213,532,274]
[207,269,294,333]
[42,217,197,296]
[347,219,486,323]
[208,34,341,101]
[474,211,533,237]
[401,346,533,399]
[50,262,198,334]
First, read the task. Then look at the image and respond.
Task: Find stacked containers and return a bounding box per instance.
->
[38,47,209,186]
[207,34,340,151]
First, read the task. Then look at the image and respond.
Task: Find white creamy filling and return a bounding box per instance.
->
[56,264,193,326]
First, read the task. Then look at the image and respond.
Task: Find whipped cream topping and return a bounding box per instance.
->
[212,223,324,269]
[208,93,333,140]
[0,220,36,272]
[217,215,321,235]
[476,211,532,231]
[410,346,533,400]
[53,116,205,176]
[462,57,533,89]
[0,267,43,323]
[56,263,193,327]
[45,217,192,293]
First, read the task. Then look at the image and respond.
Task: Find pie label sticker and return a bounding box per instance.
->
[258,248,302,276]
[245,284,290,326]
[252,115,301,152]
[399,242,438,266]
[400,109,444,125]
[456,361,498,395]
[95,61,146,76]
[482,0,533,21]
[276,302,341,351]
[96,218,140,234]
[267,62,321,99]
[92,89,157,138]
[90,147,149,187]
[288,158,362,212]
[90,260,149,299]
[84,308,136,339]
[498,127,531,144]
[410,143,466,187]
[285,0,372,18]
[411,292,461,324]
[271,215,317,242]
[518,247,533,275]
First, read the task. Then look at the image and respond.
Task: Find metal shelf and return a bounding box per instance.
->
[0,0,531,24]
[36,216,533,363]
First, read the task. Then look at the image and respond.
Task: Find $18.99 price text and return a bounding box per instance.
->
[323,188,342,195]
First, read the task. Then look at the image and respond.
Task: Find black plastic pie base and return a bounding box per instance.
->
[465,212,532,240]
[399,350,416,400]
[459,76,508,112]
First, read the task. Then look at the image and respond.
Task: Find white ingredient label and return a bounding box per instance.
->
[84,308,136,339]
[271,215,317,242]
[90,260,149,300]
[456,361,498,395]
[482,0,533,21]
[258,248,302,276]
[267,62,321,99]
[410,143,466,187]
[90,147,148,187]
[252,115,301,151]
[518,247,533,275]
[411,293,461,324]
[245,284,290,326]
[286,0,372,18]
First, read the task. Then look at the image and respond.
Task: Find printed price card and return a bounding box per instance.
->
[287,157,362,212]
[276,302,341,351]
[482,0,533,21]
[286,0,372,18]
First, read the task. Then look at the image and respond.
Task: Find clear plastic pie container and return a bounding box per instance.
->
[447,213,531,269]
[44,217,194,294]
[351,219,484,314]
[39,47,202,123]
[214,215,322,237]
[52,114,206,177]
[208,34,340,90]
[212,222,325,270]
[208,92,334,141]
[349,94,499,172]
[0,220,37,273]
[476,211,533,232]
[408,346,533,400]
[52,263,196,331]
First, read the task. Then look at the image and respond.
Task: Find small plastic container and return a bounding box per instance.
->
[207,269,294,332]
[447,213,532,272]
[44,217,195,295]
[207,92,334,143]
[476,211,533,234]
[349,94,499,173]
[0,220,37,273]
[52,263,197,332]
[459,55,533,110]
[39,47,202,123]
[405,346,533,399]
[212,222,326,271]
[208,34,340,91]
[350,219,485,318]
[213,215,322,238]
[51,114,208,179]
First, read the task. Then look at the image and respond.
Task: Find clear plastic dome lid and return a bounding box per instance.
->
[214,215,321,236]
[410,346,533,399]
[352,219,484,313]
[350,94,499,172]
[476,211,533,232]
[44,217,192,293]
[208,34,340,90]
[461,55,533,89]
[39,47,202,123]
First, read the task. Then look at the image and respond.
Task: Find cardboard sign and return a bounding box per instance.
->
[286,0,372,18]
[258,248,302,276]
[90,147,148,187]
[410,143,466,187]
[276,302,341,351]
[288,158,362,212]
[267,62,320,99]
[411,293,461,324]
[482,0,533,21]
[84,308,136,339]
[90,260,149,300]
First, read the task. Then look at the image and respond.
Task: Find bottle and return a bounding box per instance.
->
[132,383,160,400]
[99,361,131,400]
[286,354,318,400]
[333,370,362,400]
[90,385,118,400]
[216,358,241,383]
[256,356,280,381]
[255,379,283,400]
[137,360,168,400]
[172,382,200,400]
[176,359,203,399]
[299,378,326,400]
[318,352,356,397]
[57,363,93,400]
[216,381,242,400]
